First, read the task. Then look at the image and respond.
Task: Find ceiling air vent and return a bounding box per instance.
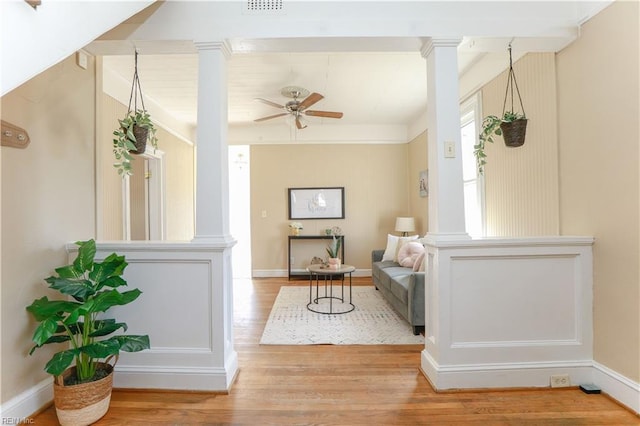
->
[243,0,284,14]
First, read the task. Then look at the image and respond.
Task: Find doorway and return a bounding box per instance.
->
[229,145,252,278]
[125,150,166,241]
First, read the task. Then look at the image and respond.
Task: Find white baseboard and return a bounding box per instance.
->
[0,377,52,422]
[252,269,287,277]
[592,361,640,414]
[252,269,372,278]
[113,365,236,391]
[421,351,639,414]
[421,350,594,389]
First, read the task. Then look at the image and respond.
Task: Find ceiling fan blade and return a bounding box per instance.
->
[304,110,344,119]
[295,117,307,129]
[255,98,285,109]
[298,92,324,110]
[254,113,288,122]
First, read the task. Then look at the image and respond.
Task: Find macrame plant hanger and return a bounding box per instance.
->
[128,49,147,117]
[502,43,526,118]
[127,50,149,154]
[499,43,528,148]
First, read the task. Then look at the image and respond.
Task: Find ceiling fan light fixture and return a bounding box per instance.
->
[281,86,309,99]
[254,86,343,129]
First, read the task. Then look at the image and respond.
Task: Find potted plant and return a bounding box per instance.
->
[26,239,150,425]
[326,235,342,269]
[112,109,158,177]
[474,111,527,174]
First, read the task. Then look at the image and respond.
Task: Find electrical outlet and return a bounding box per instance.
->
[550,374,571,388]
[290,256,294,264]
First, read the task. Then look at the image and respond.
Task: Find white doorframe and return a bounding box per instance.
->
[122,149,166,240]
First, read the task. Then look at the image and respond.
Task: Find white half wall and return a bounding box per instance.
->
[421,236,595,389]
[91,241,237,391]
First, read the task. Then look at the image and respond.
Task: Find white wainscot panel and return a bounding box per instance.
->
[87,242,238,391]
[109,260,212,350]
[421,236,594,390]
[450,255,579,344]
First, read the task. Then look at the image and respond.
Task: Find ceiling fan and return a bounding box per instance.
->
[254,86,344,129]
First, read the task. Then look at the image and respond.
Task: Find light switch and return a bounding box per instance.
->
[261,210,267,218]
[444,141,456,158]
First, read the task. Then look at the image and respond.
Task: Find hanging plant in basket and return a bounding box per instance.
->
[112,50,159,177]
[474,44,528,175]
[26,239,150,426]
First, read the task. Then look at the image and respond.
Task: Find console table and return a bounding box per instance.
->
[288,235,344,280]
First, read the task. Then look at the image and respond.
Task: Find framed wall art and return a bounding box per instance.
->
[419,170,429,198]
[288,187,345,220]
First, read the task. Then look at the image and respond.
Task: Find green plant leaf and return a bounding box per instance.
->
[26,297,79,321]
[45,349,78,376]
[116,335,150,352]
[90,289,142,313]
[28,335,71,355]
[73,239,96,273]
[90,253,126,278]
[45,277,95,301]
[54,265,82,280]
[79,339,121,359]
[31,317,60,346]
[90,319,128,337]
[96,276,127,292]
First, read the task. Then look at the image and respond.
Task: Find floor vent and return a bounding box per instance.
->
[244,0,284,14]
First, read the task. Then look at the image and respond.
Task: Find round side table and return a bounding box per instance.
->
[306,264,356,314]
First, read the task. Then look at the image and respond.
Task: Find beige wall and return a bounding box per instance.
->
[250,143,414,272]
[99,95,195,241]
[161,127,194,241]
[1,54,96,402]
[481,53,560,236]
[408,131,428,234]
[556,1,639,382]
[99,94,125,239]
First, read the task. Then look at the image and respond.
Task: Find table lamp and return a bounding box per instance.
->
[395,217,415,237]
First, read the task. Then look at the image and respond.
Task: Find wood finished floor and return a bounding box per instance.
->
[33,277,638,425]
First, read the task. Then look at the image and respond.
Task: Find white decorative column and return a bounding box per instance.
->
[190,40,237,389]
[419,37,468,389]
[421,38,469,242]
[194,41,233,243]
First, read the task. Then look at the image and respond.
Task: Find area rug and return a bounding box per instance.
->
[260,286,424,345]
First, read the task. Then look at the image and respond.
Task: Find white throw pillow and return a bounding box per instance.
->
[382,234,419,262]
[381,234,399,261]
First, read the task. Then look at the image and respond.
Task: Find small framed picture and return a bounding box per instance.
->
[419,170,428,198]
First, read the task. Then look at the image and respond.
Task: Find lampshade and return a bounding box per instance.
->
[395,217,415,236]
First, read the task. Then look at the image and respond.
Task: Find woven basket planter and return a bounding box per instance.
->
[500,118,528,147]
[53,362,114,426]
[130,124,149,154]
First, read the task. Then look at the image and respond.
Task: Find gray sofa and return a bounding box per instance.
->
[371,249,425,335]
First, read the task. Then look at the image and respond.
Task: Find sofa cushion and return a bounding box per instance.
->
[390,274,411,305]
[381,266,413,279]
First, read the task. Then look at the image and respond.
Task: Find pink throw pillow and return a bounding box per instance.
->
[397,241,424,268]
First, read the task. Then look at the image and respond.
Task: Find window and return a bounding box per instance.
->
[460,94,484,237]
